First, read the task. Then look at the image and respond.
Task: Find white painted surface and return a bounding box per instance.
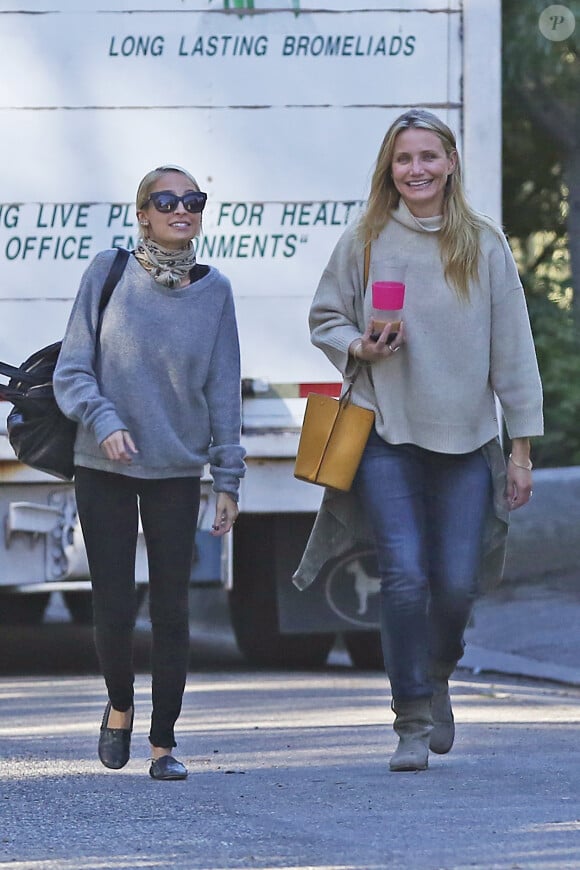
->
[0,1,486,384]
[0,1,501,552]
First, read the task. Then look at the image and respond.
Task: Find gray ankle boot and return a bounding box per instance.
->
[429,660,456,754]
[389,698,433,772]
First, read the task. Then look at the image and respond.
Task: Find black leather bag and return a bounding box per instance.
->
[0,248,130,480]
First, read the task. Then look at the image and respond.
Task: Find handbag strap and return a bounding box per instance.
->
[363,240,371,290]
[95,247,130,343]
[0,248,130,388]
[341,237,372,400]
[0,360,30,382]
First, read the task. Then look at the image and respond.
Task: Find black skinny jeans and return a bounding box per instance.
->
[75,467,200,749]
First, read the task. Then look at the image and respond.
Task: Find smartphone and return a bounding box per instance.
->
[370,331,398,343]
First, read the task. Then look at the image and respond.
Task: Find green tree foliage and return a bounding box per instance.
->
[527,286,580,466]
[502,0,580,466]
[503,0,579,292]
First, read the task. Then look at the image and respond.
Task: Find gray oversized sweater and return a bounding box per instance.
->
[310,202,544,452]
[294,204,543,591]
[54,249,246,497]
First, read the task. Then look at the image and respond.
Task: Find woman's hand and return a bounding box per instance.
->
[505,439,533,511]
[211,492,239,537]
[100,430,138,464]
[350,320,405,363]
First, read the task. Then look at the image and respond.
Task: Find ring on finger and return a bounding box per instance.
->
[387,344,399,353]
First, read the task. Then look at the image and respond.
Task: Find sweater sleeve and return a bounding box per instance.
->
[309,223,366,377]
[488,233,544,438]
[53,251,129,446]
[204,284,246,499]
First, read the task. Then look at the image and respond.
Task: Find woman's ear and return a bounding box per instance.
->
[136,210,148,227]
[447,150,458,175]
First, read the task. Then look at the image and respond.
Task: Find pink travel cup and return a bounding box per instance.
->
[371,280,405,340]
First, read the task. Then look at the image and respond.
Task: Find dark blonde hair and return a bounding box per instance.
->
[136,165,201,240]
[359,110,496,298]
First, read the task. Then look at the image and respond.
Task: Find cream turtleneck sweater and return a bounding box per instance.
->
[309,201,543,454]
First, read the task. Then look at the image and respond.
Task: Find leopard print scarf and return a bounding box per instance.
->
[134,237,197,288]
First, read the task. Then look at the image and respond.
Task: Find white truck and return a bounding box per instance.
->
[0,0,501,667]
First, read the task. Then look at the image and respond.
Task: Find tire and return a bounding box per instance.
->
[63,586,147,625]
[0,592,50,625]
[344,630,384,670]
[62,590,93,625]
[229,514,335,669]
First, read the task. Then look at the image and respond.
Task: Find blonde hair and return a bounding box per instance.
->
[136,165,201,240]
[359,110,495,298]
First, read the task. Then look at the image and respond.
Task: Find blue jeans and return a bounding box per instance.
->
[354,430,492,702]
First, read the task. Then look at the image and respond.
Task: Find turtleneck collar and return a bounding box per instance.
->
[391,199,443,233]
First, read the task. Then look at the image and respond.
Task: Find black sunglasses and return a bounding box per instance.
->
[144,190,208,214]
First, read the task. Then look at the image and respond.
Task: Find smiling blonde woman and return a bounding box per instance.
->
[54,165,245,780]
[300,109,543,772]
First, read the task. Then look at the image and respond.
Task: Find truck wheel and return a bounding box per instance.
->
[229,586,334,668]
[63,586,147,625]
[343,630,384,670]
[0,592,50,625]
[62,590,93,625]
[229,514,335,668]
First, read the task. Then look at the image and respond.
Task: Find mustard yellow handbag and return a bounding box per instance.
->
[294,384,374,491]
[294,243,375,492]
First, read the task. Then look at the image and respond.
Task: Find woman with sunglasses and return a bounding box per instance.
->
[54,165,245,780]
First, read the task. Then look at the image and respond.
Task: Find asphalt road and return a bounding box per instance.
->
[1,592,580,870]
[1,670,580,870]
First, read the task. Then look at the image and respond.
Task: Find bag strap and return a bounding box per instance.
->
[0,360,32,382]
[363,240,371,291]
[340,237,372,402]
[95,247,130,342]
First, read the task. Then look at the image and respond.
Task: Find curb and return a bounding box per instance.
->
[461,644,580,688]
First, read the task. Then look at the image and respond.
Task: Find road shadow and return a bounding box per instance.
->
[0,589,245,676]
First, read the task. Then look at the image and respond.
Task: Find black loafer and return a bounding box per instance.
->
[149,755,188,781]
[98,701,133,770]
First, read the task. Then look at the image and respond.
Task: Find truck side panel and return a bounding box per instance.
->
[0,1,501,664]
